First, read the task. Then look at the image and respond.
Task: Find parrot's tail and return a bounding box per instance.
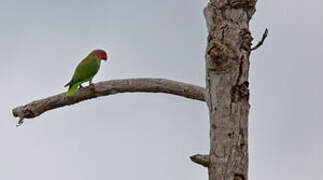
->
[66,83,79,96]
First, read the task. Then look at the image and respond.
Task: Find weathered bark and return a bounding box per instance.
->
[12,1,264,178]
[12,78,205,124]
[202,1,256,179]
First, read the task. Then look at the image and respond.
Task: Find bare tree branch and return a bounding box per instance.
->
[12,78,206,124]
[251,28,268,51]
[190,154,210,167]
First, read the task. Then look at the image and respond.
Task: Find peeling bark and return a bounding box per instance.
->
[13,1,262,179]
[203,0,256,179]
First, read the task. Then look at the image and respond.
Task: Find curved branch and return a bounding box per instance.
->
[12,78,206,124]
[251,28,268,51]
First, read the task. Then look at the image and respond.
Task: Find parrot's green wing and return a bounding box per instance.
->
[65,53,101,96]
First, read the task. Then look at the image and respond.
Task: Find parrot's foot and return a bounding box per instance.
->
[89,83,96,93]
[79,84,84,89]
[89,83,95,88]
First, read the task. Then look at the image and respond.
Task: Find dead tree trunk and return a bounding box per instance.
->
[203,0,256,179]
[12,1,264,179]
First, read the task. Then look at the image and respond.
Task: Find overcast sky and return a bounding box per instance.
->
[1,0,323,179]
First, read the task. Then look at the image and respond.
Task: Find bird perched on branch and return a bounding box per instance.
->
[65,49,108,96]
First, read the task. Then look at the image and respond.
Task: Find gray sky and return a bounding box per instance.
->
[1,0,323,179]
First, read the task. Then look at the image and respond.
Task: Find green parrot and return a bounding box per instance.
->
[65,49,108,96]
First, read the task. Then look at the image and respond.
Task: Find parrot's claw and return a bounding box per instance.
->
[89,83,95,88]
[79,84,84,89]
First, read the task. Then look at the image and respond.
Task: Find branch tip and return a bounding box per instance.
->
[251,28,268,51]
[16,118,24,127]
[190,154,210,167]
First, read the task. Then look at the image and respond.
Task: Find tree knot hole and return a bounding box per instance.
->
[234,173,245,180]
[231,81,249,102]
[240,29,253,51]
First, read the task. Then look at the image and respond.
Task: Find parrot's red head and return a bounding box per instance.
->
[94,49,108,61]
